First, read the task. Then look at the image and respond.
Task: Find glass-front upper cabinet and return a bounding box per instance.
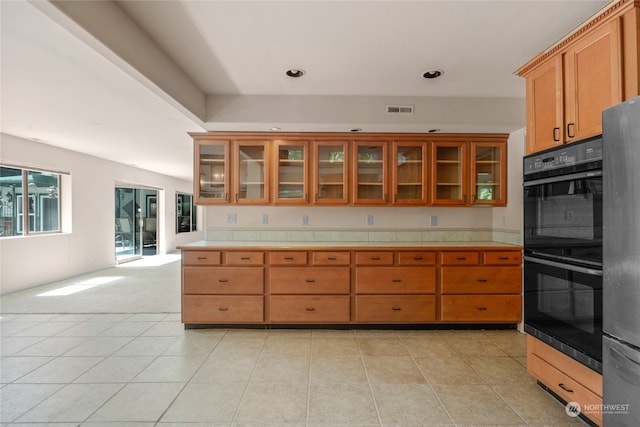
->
[392,142,427,205]
[471,142,506,206]
[195,139,230,204]
[312,140,349,205]
[353,141,388,205]
[233,140,269,204]
[273,140,309,204]
[431,141,467,205]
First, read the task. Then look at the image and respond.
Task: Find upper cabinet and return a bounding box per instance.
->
[312,140,349,205]
[392,141,428,205]
[471,142,506,206]
[352,141,389,205]
[195,139,230,205]
[518,0,639,155]
[431,141,467,206]
[234,140,270,204]
[273,140,309,204]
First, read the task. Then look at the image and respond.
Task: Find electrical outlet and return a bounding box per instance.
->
[226,213,236,224]
[302,215,309,226]
[430,215,437,226]
[261,213,268,224]
[366,214,374,226]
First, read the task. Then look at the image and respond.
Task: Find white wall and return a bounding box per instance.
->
[0,133,204,294]
[492,128,525,241]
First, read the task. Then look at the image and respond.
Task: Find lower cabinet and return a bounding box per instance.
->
[356,295,436,323]
[270,295,350,323]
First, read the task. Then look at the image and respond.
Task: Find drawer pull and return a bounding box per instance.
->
[371,257,381,260]
[456,257,467,260]
[240,257,251,260]
[477,279,488,283]
[196,257,207,260]
[391,279,402,283]
[498,257,510,260]
[476,306,488,311]
[305,307,316,312]
[284,257,294,260]
[391,307,402,311]
[328,257,337,261]
[413,257,424,260]
[218,307,228,311]
[558,383,574,393]
[305,279,316,283]
[218,279,229,283]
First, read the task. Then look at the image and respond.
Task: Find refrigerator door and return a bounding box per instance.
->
[603,335,640,426]
[603,97,640,349]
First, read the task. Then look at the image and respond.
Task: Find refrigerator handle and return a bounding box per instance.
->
[610,346,640,385]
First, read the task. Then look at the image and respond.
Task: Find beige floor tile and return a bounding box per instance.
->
[213,337,265,358]
[81,422,156,427]
[261,336,311,356]
[17,383,122,423]
[63,336,134,356]
[15,356,103,383]
[161,381,247,423]
[12,321,76,337]
[493,383,584,424]
[0,383,63,423]
[447,339,509,357]
[363,355,426,384]
[99,321,156,337]
[467,356,535,384]
[162,334,222,356]
[88,382,184,422]
[312,336,360,356]
[0,336,45,356]
[112,336,178,356]
[433,384,525,425]
[371,383,453,425]
[358,337,408,356]
[56,321,118,337]
[415,357,485,385]
[400,336,458,358]
[514,356,528,368]
[311,328,355,337]
[74,356,155,383]
[251,353,309,383]
[0,321,41,337]
[141,321,185,337]
[310,355,368,384]
[0,356,53,383]
[132,355,204,382]
[193,353,258,382]
[234,382,307,423]
[15,336,87,356]
[308,383,379,424]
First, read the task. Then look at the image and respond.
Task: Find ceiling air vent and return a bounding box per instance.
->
[386,105,414,115]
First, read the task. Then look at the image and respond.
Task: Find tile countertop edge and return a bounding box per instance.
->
[177,241,523,250]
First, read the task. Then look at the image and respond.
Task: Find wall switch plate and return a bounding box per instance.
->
[226,213,236,224]
[430,215,437,226]
[366,214,374,226]
[261,213,268,224]
[301,215,309,226]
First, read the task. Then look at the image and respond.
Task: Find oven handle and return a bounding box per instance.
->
[524,256,603,276]
[523,170,602,187]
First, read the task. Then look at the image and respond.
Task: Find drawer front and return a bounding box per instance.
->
[182,295,264,323]
[529,354,603,425]
[484,251,522,265]
[225,251,264,265]
[355,251,394,265]
[269,251,308,265]
[397,251,436,265]
[441,251,480,265]
[441,295,521,322]
[311,251,351,265]
[356,267,436,294]
[269,296,350,323]
[270,267,350,294]
[183,267,264,294]
[356,295,436,323]
[441,267,522,294]
[183,251,221,266]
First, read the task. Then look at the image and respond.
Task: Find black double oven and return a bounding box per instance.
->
[523,136,603,373]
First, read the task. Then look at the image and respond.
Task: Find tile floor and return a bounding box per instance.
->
[0,258,587,426]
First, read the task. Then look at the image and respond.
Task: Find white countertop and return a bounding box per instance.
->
[179,240,521,249]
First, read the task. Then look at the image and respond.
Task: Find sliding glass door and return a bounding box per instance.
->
[115,186,158,263]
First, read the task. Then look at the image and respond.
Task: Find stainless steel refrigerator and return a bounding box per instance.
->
[603,96,640,427]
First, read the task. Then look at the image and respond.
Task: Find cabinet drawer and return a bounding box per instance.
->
[269,296,350,323]
[441,295,521,322]
[441,251,480,265]
[484,251,522,265]
[356,267,436,294]
[182,295,264,323]
[397,251,436,265]
[269,251,308,265]
[311,251,351,265]
[529,354,602,425]
[183,251,221,266]
[225,251,264,265]
[355,251,393,265]
[356,295,436,323]
[183,267,264,294]
[441,267,522,294]
[270,267,350,294]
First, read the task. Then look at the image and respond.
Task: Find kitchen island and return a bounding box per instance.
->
[179,241,522,327]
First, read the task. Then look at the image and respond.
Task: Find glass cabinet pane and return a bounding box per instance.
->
[198,144,227,201]
[276,143,307,202]
[315,142,347,204]
[237,143,267,202]
[473,144,503,204]
[355,144,386,203]
[434,144,464,203]
[394,144,425,203]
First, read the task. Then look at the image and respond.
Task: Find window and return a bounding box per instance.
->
[1,166,61,237]
[176,192,197,233]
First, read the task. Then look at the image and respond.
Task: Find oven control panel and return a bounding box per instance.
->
[524,136,603,176]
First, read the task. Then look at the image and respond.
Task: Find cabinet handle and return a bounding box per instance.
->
[218,307,228,311]
[463,195,467,203]
[558,383,574,393]
[391,307,402,311]
[197,257,207,260]
[218,279,229,283]
[413,257,424,260]
[284,257,294,260]
[477,279,488,283]
[305,279,316,283]
[456,257,467,261]
[553,127,560,142]
[391,279,402,283]
[328,257,337,261]
[371,257,381,261]
[235,193,239,202]
[305,307,316,312]
[567,123,576,138]
[498,257,509,260]
[240,257,250,260]
[315,194,319,202]
[225,192,229,201]
[476,306,488,311]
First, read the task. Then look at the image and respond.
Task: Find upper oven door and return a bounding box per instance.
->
[524,170,603,266]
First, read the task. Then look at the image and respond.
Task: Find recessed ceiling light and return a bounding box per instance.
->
[350,128,362,132]
[269,127,281,131]
[427,128,441,133]
[285,68,305,78]
[422,69,444,79]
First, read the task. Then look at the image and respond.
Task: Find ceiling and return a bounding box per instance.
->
[1,0,611,182]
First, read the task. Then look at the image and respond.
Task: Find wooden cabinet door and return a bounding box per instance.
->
[352,141,389,205]
[194,139,230,204]
[392,141,427,205]
[564,20,622,143]
[312,140,349,205]
[470,142,506,206]
[431,141,468,205]
[525,56,564,154]
[233,140,270,204]
[273,140,309,205]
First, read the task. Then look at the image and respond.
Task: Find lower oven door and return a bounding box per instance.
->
[524,256,603,372]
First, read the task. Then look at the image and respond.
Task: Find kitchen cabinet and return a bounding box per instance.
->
[234,140,270,204]
[352,140,389,205]
[392,141,428,205]
[194,139,230,205]
[312,139,349,205]
[471,142,506,206]
[518,0,640,155]
[431,141,467,205]
[273,140,309,204]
